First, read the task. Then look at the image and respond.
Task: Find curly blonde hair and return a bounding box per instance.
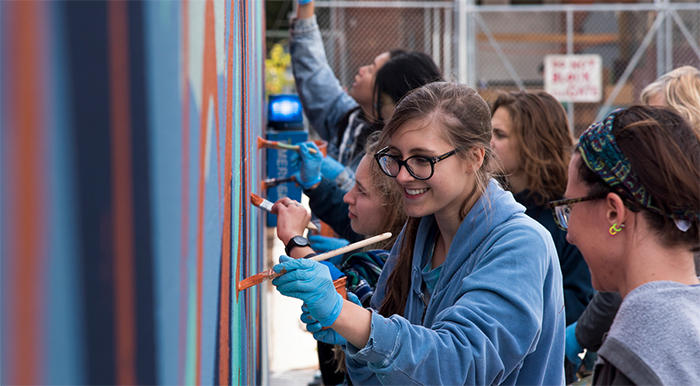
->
[640,66,700,133]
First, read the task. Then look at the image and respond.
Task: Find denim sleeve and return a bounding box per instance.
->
[344,311,401,385]
[290,15,358,141]
[559,239,594,325]
[345,224,561,385]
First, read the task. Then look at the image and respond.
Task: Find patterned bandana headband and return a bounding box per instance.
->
[577,109,698,230]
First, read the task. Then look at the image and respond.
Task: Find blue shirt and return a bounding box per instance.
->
[345,180,566,385]
[513,190,594,326]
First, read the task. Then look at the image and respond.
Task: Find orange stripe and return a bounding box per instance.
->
[107,2,137,385]
[217,1,237,383]
[9,2,46,384]
[178,0,190,384]
[234,0,244,305]
[243,6,254,381]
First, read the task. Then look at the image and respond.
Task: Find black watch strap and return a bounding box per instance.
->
[285,235,309,256]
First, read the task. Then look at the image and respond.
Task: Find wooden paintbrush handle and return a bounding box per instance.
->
[310,232,392,262]
[237,232,392,291]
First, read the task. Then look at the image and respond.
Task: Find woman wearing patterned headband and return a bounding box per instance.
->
[566,68,700,376]
[551,105,700,385]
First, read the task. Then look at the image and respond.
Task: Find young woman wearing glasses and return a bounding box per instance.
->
[550,106,700,385]
[272,82,566,385]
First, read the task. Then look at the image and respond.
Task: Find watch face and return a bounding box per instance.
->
[292,236,309,247]
[286,235,309,255]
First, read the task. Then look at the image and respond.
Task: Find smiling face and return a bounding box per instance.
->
[387,117,478,223]
[564,154,618,292]
[343,156,387,236]
[490,107,520,176]
[349,52,391,109]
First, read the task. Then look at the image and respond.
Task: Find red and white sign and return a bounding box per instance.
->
[544,55,602,103]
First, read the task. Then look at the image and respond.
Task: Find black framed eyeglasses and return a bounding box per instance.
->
[548,193,608,231]
[374,146,462,180]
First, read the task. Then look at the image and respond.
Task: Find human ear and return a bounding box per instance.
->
[465,147,485,173]
[604,192,628,225]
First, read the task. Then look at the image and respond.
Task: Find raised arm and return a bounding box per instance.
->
[290,2,358,141]
[296,0,314,20]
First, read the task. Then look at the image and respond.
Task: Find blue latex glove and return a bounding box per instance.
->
[290,142,322,190]
[565,322,583,370]
[272,255,344,326]
[308,235,350,253]
[297,0,313,4]
[301,292,362,345]
[320,156,345,180]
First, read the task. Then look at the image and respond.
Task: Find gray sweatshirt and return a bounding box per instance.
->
[595,280,700,385]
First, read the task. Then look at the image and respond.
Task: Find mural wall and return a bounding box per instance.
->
[1,0,265,384]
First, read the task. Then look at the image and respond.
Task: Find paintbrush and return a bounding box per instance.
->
[257,136,318,154]
[250,193,318,231]
[237,232,392,291]
[261,176,297,191]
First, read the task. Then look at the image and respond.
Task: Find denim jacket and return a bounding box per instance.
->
[513,190,594,326]
[345,180,566,385]
[290,15,372,169]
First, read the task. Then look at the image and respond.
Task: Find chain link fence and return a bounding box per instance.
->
[315,2,453,91]
[273,1,700,135]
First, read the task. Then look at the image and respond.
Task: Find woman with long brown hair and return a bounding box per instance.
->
[272,82,566,385]
[490,91,594,381]
[491,91,593,325]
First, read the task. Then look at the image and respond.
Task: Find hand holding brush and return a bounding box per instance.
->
[237,232,391,291]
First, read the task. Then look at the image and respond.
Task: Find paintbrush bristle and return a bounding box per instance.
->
[237,269,283,291]
[250,193,263,206]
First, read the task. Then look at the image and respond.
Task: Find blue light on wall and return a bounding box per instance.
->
[267,94,303,130]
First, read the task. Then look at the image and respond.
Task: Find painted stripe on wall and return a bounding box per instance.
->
[65,2,116,382]
[107,2,137,383]
[178,0,191,383]
[4,1,48,383]
[126,3,157,382]
[217,0,237,383]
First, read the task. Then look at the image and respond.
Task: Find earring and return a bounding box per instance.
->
[609,223,625,236]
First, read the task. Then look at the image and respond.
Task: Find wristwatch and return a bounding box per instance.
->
[285,235,310,256]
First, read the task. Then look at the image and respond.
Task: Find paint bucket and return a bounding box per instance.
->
[334,277,347,300]
[321,277,347,330]
[312,139,328,156]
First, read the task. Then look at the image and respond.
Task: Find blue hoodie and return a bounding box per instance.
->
[345,180,566,385]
